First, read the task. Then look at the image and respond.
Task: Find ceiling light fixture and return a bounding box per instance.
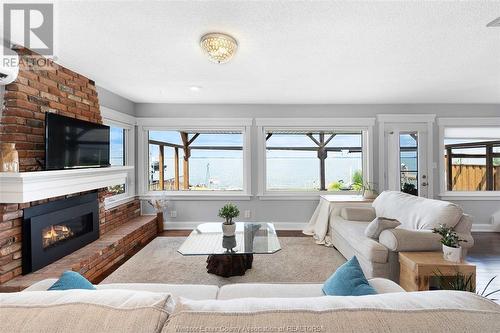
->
[487,17,500,27]
[189,85,202,92]
[200,33,238,64]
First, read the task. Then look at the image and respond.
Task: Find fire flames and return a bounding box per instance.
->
[42,225,74,248]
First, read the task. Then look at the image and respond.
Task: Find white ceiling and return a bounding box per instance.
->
[49,1,500,103]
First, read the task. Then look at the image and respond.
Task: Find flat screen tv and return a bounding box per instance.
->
[45,113,110,170]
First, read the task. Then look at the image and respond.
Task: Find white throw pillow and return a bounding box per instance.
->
[365,217,401,239]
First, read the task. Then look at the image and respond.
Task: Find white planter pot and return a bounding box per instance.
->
[442,244,462,263]
[222,223,236,237]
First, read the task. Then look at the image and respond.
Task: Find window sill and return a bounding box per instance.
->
[258,191,360,201]
[439,192,500,201]
[139,192,252,201]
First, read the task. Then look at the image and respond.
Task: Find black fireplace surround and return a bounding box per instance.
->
[22,192,99,274]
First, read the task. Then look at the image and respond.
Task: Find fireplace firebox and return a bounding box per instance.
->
[22,192,99,274]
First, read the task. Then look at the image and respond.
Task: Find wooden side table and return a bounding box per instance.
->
[399,252,476,292]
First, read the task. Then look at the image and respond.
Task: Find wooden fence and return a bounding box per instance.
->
[450,165,500,191]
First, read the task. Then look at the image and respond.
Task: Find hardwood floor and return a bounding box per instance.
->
[467,232,500,297]
[158,230,500,297]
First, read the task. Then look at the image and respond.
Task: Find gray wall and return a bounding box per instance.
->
[136,103,500,229]
[97,86,135,116]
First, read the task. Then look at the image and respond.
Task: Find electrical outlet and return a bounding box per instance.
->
[170,210,177,218]
[244,210,251,218]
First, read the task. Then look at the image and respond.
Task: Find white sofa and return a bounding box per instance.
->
[3,279,499,332]
[23,277,405,299]
[330,191,474,281]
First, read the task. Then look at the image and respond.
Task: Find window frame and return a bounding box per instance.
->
[438,117,500,200]
[256,118,375,200]
[101,107,136,208]
[137,118,252,200]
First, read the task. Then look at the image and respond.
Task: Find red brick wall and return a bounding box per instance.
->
[102,199,141,235]
[0,48,140,284]
[0,47,101,171]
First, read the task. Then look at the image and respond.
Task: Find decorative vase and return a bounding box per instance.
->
[222,223,236,237]
[0,143,19,172]
[442,244,462,263]
[156,211,164,233]
[222,235,237,253]
[363,189,377,200]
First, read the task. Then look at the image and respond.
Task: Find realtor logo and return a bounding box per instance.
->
[3,3,53,55]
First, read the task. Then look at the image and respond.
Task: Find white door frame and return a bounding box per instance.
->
[377,114,436,198]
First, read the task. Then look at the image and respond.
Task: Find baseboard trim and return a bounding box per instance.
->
[164,221,308,231]
[471,223,500,232]
[163,221,499,232]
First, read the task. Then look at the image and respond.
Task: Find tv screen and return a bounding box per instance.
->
[45,113,110,170]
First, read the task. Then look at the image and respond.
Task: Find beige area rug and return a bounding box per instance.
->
[102,237,346,286]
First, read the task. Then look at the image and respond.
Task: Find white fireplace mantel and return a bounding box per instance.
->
[0,166,133,203]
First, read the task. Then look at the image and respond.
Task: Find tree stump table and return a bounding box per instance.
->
[206,254,253,277]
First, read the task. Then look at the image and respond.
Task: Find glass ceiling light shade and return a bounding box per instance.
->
[200,33,238,64]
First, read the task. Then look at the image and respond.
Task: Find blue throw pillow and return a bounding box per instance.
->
[48,271,96,291]
[322,256,377,296]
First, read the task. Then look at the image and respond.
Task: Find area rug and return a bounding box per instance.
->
[101,237,346,286]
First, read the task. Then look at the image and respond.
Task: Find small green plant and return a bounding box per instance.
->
[433,271,500,301]
[401,183,417,196]
[478,276,500,301]
[432,224,467,248]
[328,181,343,191]
[218,203,239,225]
[351,170,363,191]
[434,270,475,292]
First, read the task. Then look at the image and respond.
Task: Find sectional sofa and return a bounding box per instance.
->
[2,279,499,332]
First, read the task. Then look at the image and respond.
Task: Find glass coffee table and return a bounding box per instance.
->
[178,222,281,277]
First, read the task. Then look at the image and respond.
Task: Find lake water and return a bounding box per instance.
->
[151,156,364,190]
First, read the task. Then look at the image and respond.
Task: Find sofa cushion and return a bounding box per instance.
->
[97,283,219,300]
[172,290,499,313]
[165,292,500,333]
[365,217,401,239]
[331,216,389,263]
[24,280,219,300]
[219,283,324,299]
[372,191,463,230]
[0,289,173,333]
[340,207,376,221]
[322,256,377,296]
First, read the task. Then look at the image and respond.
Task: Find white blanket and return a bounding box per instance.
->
[302,197,334,246]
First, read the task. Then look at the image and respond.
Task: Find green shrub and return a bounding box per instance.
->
[218,203,240,224]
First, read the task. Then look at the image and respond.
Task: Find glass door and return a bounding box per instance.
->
[385,124,429,197]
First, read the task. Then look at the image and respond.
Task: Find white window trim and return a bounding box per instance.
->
[255,118,375,200]
[137,117,252,200]
[101,106,136,209]
[377,114,436,198]
[438,117,500,200]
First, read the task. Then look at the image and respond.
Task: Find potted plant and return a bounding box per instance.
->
[218,203,239,236]
[433,271,500,301]
[362,182,378,199]
[432,224,467,263]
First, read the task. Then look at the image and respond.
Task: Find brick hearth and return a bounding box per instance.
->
[0,47,155,287]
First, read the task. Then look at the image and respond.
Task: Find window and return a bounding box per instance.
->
[107,126,126,196]
[443,127,500,192]
[148,130,243,191]
[265,131,363,191]
[400,132,419,196]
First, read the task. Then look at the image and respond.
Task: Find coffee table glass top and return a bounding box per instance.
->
[178,222,281,255]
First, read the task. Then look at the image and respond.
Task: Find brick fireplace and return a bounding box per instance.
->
[0,47,156,287]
